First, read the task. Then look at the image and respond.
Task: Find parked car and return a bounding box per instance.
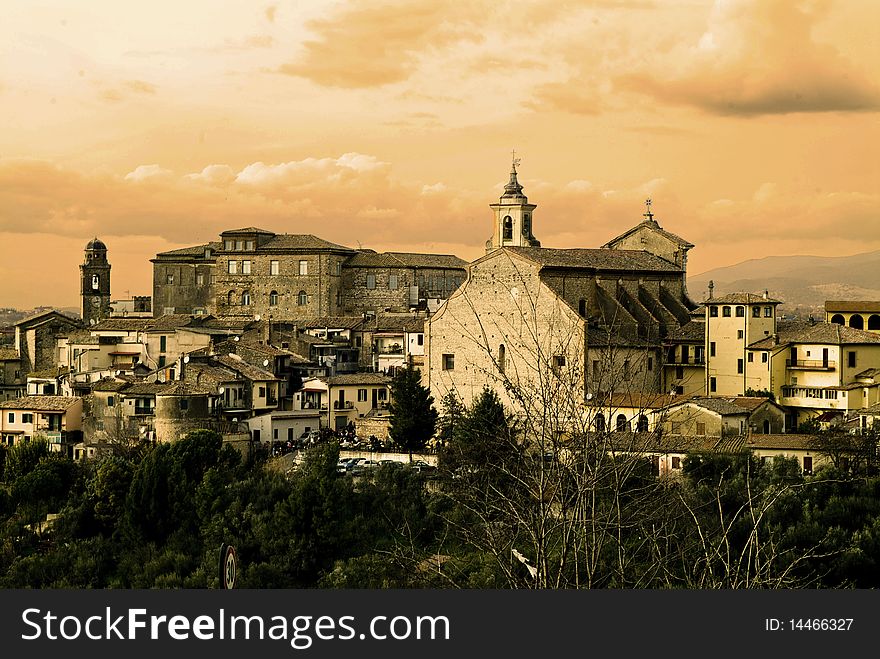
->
[410,460,437,473]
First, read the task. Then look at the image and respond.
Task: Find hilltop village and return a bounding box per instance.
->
[2,161,879,475]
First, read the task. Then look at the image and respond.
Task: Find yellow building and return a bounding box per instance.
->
[825,301,880,333]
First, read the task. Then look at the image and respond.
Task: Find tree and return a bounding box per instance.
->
[388,366,438,458]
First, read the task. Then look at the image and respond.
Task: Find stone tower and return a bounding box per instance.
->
[80,237,111,325]
[486,156,541,253]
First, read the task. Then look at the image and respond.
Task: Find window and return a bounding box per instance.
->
[637,415,649,432]
[22,413,33,424]
[595,413,605,432]
[710,306,718,317]
[747,353,754,363]
[737,330,743,339]
[696,422,706,436]
[297,290,307,306]
[228,260,238,274]
[377,388,388,402]
[242,260,251,274]
[336,262,342,276]
[695,346,705,363]
[270,260,279,276]
[671,457,681,470]
[227,291,235,306]
[647,357,653,371]
[196,273,204,286]
[245,240,254,251]
[96,420,104,432]
[523,213,531,234]
[710,377,716,392]
[417,334,424,346]
[224,240,234,251]
[166,273,174,285]
[676,366,684,379]
[108,396,115,407]
[241,291,251,305]
[764,306,772,318]
[358,389,367,402]
[180,399,189,411]
[299,260,308,276]
[593,359,600,375]
[737,359,744,374]
[578,299,587,317]
[710,342,716,357]
[7,412,13,423]
[366,274,376,289]
[503,216,513,240]
[753,306,761,318]
[158,356,166,367]
[623,359,631,378]
[498,344,506,374]
[269,291,278,306]
[160,335,167,352]
[442,354,455,370]
[235,240,244,250]
[848,351,857,368]
[722,306,731,317]
[735,306,745,317]
[553,355,566,371]
[762,352,768,363]
[258,386,266,397]
[616,414,628,432]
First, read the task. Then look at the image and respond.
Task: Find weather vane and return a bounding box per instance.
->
[511,149,521,170]
[643,198,654,221]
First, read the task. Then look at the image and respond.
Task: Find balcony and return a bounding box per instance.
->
[333,401,355,410]
[786,359,836,371]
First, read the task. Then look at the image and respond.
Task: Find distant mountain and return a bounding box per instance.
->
[688,250,880,316]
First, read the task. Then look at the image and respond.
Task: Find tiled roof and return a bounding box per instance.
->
[506,247,682,272]
[603,220,695,249]
[300,316,365,330]
[154,242,221,258]
[323,373,391,386]
[259,234,354,252]
[665,396,751,416]
[155,381,215,396]
[213,354,279,381]
[707,292,782,304]
[590,392,684,410]
[91,379,131,392]
[825,301,880,313]
[221,227,275,235]
[855,368,880,379]
[365,314,427,333]
[14,309,81,328]
[185,363,238,388]
[89,315,199,333]
[0,395,79,411]
[0,348,19,361]
[746,434,821,451]
[345,251,466,269]
[665,320,704,342]
[748,322,880,349]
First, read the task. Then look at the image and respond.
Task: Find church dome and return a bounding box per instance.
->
[86,237,107,251]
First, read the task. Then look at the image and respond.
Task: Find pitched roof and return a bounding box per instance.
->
[603,220,694,249]
[505,247,682,272]
[0,395,79,411]
[664,320,704,342]
[259,234,354,252]
[154,242,221,258]
[323,373,391,386]
[213,354,279,381]
[346,251,467,269]
[91,379,131,392]
[748,322,880,349]
[300,316,365,330]
[707,292,782,304]
[589,392,685,410]
[745,434,821,451]
[825,301,880,313]
[89,315,199,333]
[221,227,275,235]
[14,309,82,328]
[665,396,751,416]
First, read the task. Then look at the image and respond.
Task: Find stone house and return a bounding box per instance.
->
[14,310,82,375]
[0,347,24,401]
[658,396,787,437]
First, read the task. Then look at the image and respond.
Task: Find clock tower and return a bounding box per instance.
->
[81,237,111,325]
[486,154,541,253]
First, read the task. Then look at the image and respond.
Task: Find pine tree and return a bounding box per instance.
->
[388,366,438,459]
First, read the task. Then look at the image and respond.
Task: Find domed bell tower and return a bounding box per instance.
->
[486,152,541,253]
[81,237,111,325]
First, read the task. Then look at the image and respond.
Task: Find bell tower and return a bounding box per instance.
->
[81,237,111,325]
[486,152,541,253]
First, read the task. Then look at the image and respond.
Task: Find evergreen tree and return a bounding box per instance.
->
[388,366,438,457]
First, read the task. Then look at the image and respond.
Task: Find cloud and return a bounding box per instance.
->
[525,82,602,115]
[124,164,173,181]
[616,0,880,115]
[276,1,487,88]
[97,79,157,103]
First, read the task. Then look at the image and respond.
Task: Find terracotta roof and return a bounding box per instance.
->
[825,301,880,313]
[346,251,467,269]
[0,395,79,411]
[603,219,694,249]
[746,434,821,451]
[213,354,279,381]
[300,316,365,330]
[506,247,682,272]
[259,234,354,252]
[0,348,19,361]
[589,392,684,410]
[323,373,391,386]
[154,242,221,258]
[221,227,275,235]
[748,322,880,349]
[665,320,704,342]
[707,292,782,305]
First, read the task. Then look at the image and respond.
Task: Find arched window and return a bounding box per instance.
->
[578,299,587,317]
[498,344,506,374]
[269,290,278,306]
[616,414,628,432]
[523,213,531,235]
[637,415,649,433]
[830,314,845,325]
[735,306,745,317]
[227,291,235,306]
[722,306,731,317]
[241,290,251,306]
[297,290,308,306]
[869,315,880,331]
[850,314,864,330]
[502,216,513,240]
[595,413,605,433]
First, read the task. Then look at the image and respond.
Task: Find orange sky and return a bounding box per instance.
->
[1,0,878,309]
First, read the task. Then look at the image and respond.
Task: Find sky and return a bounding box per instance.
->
[0,0,878,309]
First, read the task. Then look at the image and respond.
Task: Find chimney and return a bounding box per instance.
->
[707,280,714,299]
[763,289,768,299]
